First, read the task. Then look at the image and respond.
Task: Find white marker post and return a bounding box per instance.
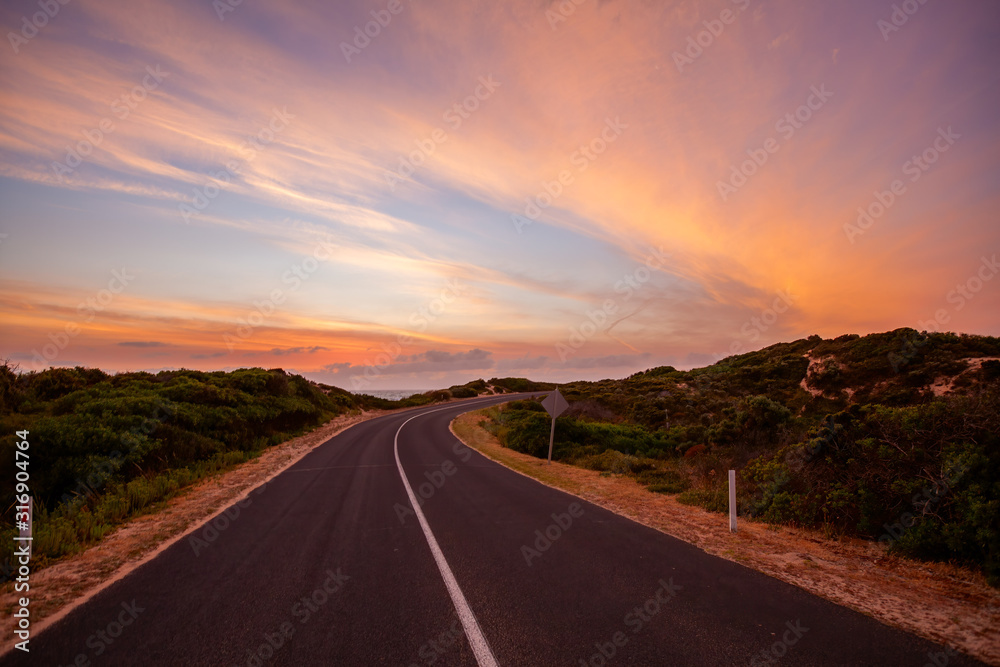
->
[728,470,737,533]
[540,389,569,465]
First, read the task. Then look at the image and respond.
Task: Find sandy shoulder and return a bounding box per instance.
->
[450,410,1000,666]
[0,408,390,646]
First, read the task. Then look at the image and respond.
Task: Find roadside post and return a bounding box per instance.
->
[541,389,569,465]
[729,470,737,533]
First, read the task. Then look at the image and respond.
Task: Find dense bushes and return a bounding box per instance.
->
[481,330,1000,584]
[1,367,342,508]
[0,365,343,570]
[482,400,670,462]
[488,377,557,393]
[738,392,1000,583]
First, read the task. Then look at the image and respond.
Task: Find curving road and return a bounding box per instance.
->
[2,394,985,666]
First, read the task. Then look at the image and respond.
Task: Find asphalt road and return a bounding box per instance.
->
[3,394,985,666]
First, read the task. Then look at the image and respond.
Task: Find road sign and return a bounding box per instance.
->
[542,390,568,464]
[541,390,568,418]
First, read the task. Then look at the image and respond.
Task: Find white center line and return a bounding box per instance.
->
[394,404,500,667]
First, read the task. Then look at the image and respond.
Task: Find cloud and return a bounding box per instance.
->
[376,348,495,374]
[269,346,330,356]
[322,348,495,376]
[560,353,652,370]
[768,32,791,50]
[684,352,721,368]
[496,355,549,372]
[423,348,491,363]
[321,362,352,373]
[1,0,997,387]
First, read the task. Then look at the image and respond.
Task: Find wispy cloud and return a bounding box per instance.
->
[0,0,997,388]
[268,346,330,356]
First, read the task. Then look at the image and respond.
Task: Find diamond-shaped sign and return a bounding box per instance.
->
[541,389,568,418]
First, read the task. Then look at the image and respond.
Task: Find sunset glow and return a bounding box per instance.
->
[1,0,998,389]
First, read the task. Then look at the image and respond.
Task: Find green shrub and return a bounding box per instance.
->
[0,365,349,572]
[491,331,1000,584]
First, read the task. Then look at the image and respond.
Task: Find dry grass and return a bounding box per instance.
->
[451,410,1000,666]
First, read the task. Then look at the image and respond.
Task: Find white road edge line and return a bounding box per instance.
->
[394,402,501,667]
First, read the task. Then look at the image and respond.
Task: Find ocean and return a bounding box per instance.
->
[360,389,429,401]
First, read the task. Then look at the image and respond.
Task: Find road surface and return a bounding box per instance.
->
[2,394,984,666]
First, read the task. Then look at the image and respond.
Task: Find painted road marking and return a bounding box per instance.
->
[394,405,500,667]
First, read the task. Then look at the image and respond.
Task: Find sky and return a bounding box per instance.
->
[0,0,998,391]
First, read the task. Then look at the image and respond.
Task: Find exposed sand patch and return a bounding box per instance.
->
[929,357,1000,396]
[967,357,1000,370]
[451,410,1000,666]
[931,376,958,396]
[799,353,830,397]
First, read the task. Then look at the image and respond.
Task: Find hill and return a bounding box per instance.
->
[476,329,1000,584]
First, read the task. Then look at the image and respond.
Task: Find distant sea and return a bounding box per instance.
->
[360,389,427,401]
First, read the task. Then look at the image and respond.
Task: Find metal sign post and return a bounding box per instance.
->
[729,470,737,533]
[541,389,568,464]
